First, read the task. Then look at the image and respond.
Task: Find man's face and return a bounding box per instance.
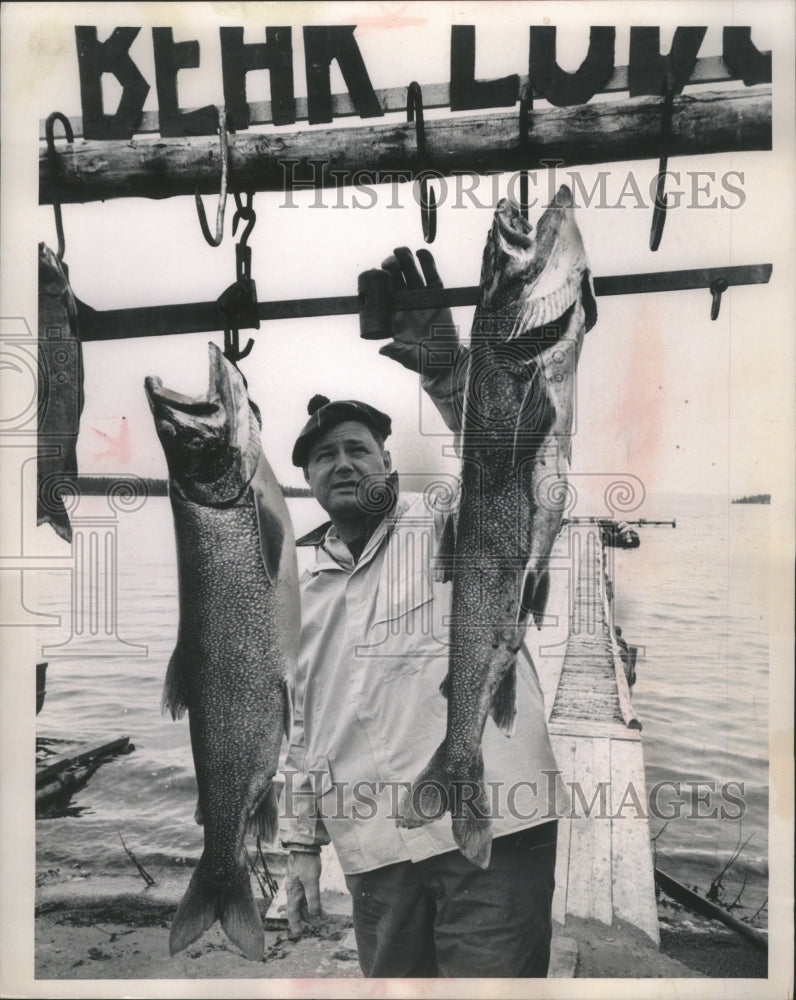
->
[305,420,391,522]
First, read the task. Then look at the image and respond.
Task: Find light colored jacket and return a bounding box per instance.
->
[280,491,567,875]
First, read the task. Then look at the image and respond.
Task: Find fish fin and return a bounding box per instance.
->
[520,568,550,630]
[38,507,73,543]
[219,879,263,961]
[282,678,293,740]
[247,783,279,844]
[169,860,220,956]
[513,364,555,471]
[438,672,450,699]
[434,513,456,583]
[253,491,285,586]
[397,744,493,868]
[162,650,189,720]
[489,663,517,735]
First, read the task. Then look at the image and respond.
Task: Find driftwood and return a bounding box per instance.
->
[654,867,768,953]
[36,736,133,813]
[40,87,771,205]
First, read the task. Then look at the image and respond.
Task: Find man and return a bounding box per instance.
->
[279,248,566,978]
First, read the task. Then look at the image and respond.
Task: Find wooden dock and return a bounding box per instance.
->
[529,522,659,944]
[270,520,658,952]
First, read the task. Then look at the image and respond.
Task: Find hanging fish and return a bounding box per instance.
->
[37,243,84,542]
[397,187,597,867]
[145,344,298,961]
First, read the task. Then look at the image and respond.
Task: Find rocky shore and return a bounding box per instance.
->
[28,862,767,986]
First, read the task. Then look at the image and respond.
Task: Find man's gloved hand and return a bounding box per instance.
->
[379,247,467,433]
[379,247,454,370]
[285,849,326,941]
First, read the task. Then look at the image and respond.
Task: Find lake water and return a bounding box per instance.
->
[34,492,769,924]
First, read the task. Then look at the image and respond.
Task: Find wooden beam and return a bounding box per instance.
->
[75,263,772,343]
[41,87,771,205]
[38,55,738,141]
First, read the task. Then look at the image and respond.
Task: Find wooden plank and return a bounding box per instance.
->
[40,87,772,205]
[565,737,613,924]
[37,56,739,140]
[550,736,577,925]
[610,739,660,943]
[548,718,641,741]
[587,739,613,926]
[74,264,773,343]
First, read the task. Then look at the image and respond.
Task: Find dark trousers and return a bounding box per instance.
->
[344,821,558,978]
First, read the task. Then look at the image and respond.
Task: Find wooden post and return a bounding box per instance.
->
[40,87,771,205]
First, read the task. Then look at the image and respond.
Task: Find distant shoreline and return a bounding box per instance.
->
[63,476,314,499]
[731,494,771,505]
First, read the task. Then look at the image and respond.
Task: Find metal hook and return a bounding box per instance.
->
[224,328,254,364]
[518,85,533,222]
[649,75,675,252]
[45,112,74,261]
[709,277,728,320]
[232,191,256,248]
[195,108,230,247]
[407,82,437,243]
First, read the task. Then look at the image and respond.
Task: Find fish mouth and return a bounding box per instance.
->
[491,186,575,253]
[493,199,534,251]
[145,377,219,418]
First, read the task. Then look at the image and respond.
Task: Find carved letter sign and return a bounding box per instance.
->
[72,24,773,141]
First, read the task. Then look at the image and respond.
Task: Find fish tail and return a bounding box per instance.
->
[169,857,263,961]
[451,784,493,871]
[219,879,263,962]
[397,744,493,869]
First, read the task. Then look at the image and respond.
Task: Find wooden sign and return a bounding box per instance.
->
[74,24,772,140]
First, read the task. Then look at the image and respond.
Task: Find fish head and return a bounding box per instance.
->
[478,187,595,340]
[479,198,536,315]
[145,343,261,505]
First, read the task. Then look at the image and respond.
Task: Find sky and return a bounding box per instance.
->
[3,0,794,504]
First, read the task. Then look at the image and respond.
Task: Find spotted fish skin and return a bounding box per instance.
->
[145,344,298,961]
[397,188,597,868]
[37,243,84,542]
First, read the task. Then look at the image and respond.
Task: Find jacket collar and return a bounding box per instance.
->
[295,521,333,547]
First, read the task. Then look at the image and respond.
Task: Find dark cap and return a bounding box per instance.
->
[292,394,392,467]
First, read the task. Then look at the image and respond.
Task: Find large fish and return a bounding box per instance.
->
[397,187,597,867]
[145,343,298,960]
[38,243,84,542]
